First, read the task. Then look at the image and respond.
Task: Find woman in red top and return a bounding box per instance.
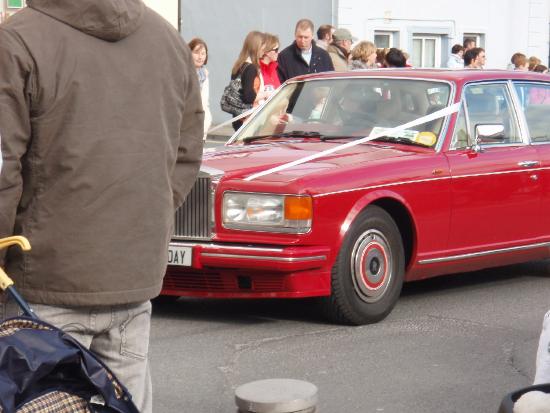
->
[260,33,281,95]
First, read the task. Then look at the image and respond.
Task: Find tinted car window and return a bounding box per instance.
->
[514,82,550,142]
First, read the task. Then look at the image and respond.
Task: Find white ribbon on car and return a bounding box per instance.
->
[244,102,461,181]
[207,108,256,134]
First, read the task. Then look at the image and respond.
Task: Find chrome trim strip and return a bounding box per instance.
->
[418,241,550,264]
[200,253,327,262]
[169,241,284,253]
[200,165,224,176]
[507,79,531,144]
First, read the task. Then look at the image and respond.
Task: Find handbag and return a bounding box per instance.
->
[220,63,253,116]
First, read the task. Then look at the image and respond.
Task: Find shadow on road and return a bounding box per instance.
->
[153,259,550,324]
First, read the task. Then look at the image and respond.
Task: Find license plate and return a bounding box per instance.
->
[168,245,192,266]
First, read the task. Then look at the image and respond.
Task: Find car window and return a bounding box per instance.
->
[463,83,521,146]
[235,78,451,147]
[513,82,550,143]
[450,102,469,150]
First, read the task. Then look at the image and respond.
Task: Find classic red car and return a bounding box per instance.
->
[162,69,550,325]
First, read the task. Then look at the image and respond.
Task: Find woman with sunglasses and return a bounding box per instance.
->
[260,33,281,97]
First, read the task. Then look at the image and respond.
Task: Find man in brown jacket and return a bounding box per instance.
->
[0,0,204,411]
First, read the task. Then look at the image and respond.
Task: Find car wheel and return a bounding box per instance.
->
[322,205,405,325]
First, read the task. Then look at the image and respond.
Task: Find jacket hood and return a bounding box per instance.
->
[27,0,145,41]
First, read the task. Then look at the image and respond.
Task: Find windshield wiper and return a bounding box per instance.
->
[371,135,431,148]
[319,135,361,141]
[242,131,322,144]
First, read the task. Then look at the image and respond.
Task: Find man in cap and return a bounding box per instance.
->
[327,28,356,71]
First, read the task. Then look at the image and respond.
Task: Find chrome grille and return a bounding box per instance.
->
[173,174,212,240]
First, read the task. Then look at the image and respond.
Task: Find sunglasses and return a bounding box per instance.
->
[269,47,279,53]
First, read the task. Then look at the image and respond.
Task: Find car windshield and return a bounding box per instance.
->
[234,77,452,147]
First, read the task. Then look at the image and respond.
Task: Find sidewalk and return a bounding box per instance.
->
[206,123,233,143]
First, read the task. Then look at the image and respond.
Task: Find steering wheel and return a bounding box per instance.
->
[336,102,377,126]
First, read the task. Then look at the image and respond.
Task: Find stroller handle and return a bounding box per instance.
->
[0,236,31,290]
[0,236,37,319]
[0,236,31,252]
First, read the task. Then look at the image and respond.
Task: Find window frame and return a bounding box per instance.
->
[449,81,526,150]
[463,33,485,48]
[374,31,397,49]
[411,35,441,68]
[511,80,550,145]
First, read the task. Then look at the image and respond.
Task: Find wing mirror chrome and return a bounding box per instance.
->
[471,123,505,153]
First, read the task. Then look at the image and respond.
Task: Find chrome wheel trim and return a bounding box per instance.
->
[350,229,393,303]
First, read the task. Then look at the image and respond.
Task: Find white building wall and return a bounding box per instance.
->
[143,0,178,29]
[338,0,549,69]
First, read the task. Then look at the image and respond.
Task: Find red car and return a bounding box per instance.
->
[163,69,550,325]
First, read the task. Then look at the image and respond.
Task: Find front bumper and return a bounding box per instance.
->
[161,241,332,298]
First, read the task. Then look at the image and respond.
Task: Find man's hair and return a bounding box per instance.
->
[463,37,476,49]
[463,49,476,66]
[384,48,407,68]
[317,24,333,40]
[510,52,525,65]
[464,47,484,66]
[451,44,464,55]
[295,18,314,34]
[512,53,527,68]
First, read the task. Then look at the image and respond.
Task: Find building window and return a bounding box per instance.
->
[374,31,397,49]
[6,0,24,8]
[412,35,441,68]
[463,33,485,48]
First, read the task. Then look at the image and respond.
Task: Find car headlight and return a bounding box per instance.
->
[222,192,312,233]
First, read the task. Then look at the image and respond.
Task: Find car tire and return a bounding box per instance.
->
[321,205,405,325]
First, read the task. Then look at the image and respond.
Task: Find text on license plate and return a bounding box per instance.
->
[168,245,192,266]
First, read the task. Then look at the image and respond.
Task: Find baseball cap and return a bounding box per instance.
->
[332,28,356,42]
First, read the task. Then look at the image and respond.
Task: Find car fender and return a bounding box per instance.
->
[336,189,418,267]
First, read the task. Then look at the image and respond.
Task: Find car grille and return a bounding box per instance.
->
[173,174,212,240]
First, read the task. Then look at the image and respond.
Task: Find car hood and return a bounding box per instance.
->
[203,141,429,183]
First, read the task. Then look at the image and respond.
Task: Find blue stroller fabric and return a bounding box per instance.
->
[0,317,139,413]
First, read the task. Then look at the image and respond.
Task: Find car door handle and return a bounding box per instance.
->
[517,160,540,168]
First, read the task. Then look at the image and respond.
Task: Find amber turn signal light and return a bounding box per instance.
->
[284,196,313,221]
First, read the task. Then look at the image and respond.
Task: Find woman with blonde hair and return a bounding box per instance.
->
[260,33,281,95]
[350,41,377,69]
[230,30,268,130]
[529,56,542,71]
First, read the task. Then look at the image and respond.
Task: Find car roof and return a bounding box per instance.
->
[290,68,550,85]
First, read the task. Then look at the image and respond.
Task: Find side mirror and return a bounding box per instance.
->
[475,123,505,142]
[471,124,505,153]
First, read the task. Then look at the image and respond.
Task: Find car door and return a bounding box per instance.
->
[444,82,542,255]
[513,81,550,241]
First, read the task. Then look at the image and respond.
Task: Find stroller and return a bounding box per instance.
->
[0,236,139,413]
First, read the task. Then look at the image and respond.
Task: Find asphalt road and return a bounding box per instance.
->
[149,260,549,413]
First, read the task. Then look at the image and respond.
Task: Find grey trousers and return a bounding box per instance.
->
[0,298,152,413]
[534,310,550,385]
